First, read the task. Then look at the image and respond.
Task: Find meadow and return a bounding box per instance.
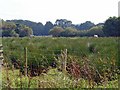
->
[1,37,119,89]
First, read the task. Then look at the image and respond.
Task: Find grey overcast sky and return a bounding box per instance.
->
[0,0,119,24]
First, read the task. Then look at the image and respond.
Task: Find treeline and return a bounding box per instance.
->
[49,17,120,37]
[6,19,97,36]
[49,25,105,37]
[0,20,33,37]
[1,16,120,37]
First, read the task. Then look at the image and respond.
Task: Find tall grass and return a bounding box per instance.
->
[1,37,119,88]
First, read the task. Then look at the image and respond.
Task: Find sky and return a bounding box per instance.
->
[0,0,119,25]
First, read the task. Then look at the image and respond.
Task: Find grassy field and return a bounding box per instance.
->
[2,68,118,88]
[1,37,119,89]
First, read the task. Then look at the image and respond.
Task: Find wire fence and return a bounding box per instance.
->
[0,44,3,90]
[1,46,119,89]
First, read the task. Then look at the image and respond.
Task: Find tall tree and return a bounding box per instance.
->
[87,25,105,37]
[19,26,33,37]
[2,20,33,37]
[7,20,44,36]
[76,21,95,30]
[117,17,120,36]
[49,26,64,37]
[103,17,119,37]
[55,19,72,28]
[60,27,77,37]
[44,21,54,35]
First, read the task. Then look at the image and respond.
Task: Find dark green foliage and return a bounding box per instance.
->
[86,25,105,37]
[19,26,33,37]
[76,21,95,30]
[7,19,96,36]
[2,30,18,37]
[49,26,64,37]
[88,43,97,53]
[60,27,77,37]
[2,20,33,37]
[62,25,105,37]
[4,16,120,37]
[44,21,54,35]
[3,37,118,71]
[117,17,120,36]
[2,37,119,87]
[103,17,120,37]
[55,19,73,28]
[7,20,44,36]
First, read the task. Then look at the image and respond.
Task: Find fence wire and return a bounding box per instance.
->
[1,46,119,89]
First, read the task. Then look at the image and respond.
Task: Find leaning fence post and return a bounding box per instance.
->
[0,44,3,61]
[24,47,28,76]
[62,49,67,74]
[0,44,3,90]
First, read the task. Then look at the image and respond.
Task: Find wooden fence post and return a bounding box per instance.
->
[0,44,3,64]
[0,44,3,89]
[62,49,67,74]
[24,47,28,76]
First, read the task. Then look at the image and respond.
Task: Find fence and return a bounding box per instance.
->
[0,44,3,62]
[1,46,119,89]
[22,47,68,76]
[0,44,3,89]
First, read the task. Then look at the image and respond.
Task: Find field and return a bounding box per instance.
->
[1,37,119,89]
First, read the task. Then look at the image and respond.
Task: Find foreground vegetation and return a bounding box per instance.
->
[1,37,119,88]
[2,68,118,88]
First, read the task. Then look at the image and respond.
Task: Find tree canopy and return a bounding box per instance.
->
[1,16,120,37]
[103,17,120,37]
[49,26,64,37]
[1,20,33,37]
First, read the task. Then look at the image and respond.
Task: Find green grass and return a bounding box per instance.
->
[2,68,118,88]
[1,37,119,88]
[2,37,118,71]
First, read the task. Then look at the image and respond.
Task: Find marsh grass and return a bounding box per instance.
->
[1,37,119,88]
